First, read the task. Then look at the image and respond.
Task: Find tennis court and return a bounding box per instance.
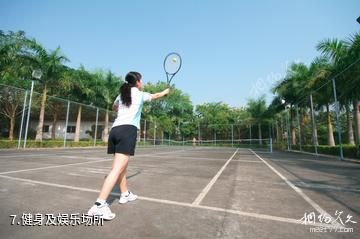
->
[0,146,359,239]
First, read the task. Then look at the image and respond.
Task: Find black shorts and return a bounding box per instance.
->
[107,125,138,155]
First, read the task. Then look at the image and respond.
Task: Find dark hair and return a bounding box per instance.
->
[120,71,142,107]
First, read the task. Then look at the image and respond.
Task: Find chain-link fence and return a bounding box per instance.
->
[0,84,118,148]
[1,80,358,157]
[0,84,272,151]
[273,78,360,160]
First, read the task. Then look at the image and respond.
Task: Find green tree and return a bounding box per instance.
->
[317,33,360,147]
[31,43,69,141]
[92,70,122,142]
[66,66,94,142]
[273,62,312,146]
[0,31,39,140]
[246,96,268,144]
[143,82,194,140]
[308,57,336,146]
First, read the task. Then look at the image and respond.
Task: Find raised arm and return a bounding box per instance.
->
[151,88,170,100]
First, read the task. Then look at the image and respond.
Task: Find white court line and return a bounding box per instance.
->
[192,148,239,206]
[0,152,104,158]
[295,182,360,193]
[0,174,338,229]
[185,150,237,154]
[0,159,111,175]
[232,160,263,163]
[87,170,108,174]
[249,149,344,229]
[143,155,229,161]
[0,149,186,175]
[67,172,93,178]
[0,154,54,158]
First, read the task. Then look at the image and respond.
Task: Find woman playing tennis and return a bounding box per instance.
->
[88,71,170,220]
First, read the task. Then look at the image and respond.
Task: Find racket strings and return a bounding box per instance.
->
[164,54,181,75]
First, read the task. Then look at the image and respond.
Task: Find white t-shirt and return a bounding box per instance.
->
[112,87,152,129]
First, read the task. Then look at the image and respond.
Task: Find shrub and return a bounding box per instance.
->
[290,144,358,159]
[0,139,106,149]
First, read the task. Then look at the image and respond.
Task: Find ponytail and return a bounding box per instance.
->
[120,82,132,107]
[120,71,142,107]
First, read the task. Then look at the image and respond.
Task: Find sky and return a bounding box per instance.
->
[1,0,359,108]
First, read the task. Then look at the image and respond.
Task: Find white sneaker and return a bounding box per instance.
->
[87,203,116,220]
[119,191,138,204]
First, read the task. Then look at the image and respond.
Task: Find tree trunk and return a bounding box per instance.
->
[35,84,48,141]
[281,117,285,142]
[9,111,15,141]
[275,119,279,142]
[3,93,18,141]
[353,100,360,147]
[326,104,335,146]
[289,108,295,145]
[300,108,305,146]
[258,123,262,145]
[291,128,296,145]
[345,104,355,145]
[102,109,109,143]
[74,105,82,142]
[310,95,318,146]
[51,112,57,140]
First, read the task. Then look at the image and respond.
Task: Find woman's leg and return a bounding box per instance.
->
[117,161,128,193]
[97,153,129,200]
[118,159,138,204]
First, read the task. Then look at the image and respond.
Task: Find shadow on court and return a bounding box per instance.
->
[0,147,359,239]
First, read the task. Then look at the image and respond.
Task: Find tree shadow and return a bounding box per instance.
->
[260,151,360,216]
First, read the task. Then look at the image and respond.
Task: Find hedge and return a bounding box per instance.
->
[290,144,359,159]
[0,140,106,149]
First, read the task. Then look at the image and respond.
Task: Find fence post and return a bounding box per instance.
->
[296,104,302,151]
[153,121,156,146]
[64,101,70,148]
[286,108,291,151]
[143,120,147,145]
[23,80,35,148]
[249,124,252,145]
[214,131,216,146]
[94,107,99,146]
[231,124,234,147]
[18,90,28,149]
[198,123,201,145]
[162,131,164,145]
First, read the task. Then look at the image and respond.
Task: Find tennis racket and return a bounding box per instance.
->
[163,52,182,86]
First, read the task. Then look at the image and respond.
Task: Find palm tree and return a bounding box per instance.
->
[317,34,360,147]
[346,33,360,149]
[307,57,336,146]
[93,70,121,142]
[31,44,69,141]
[47,66,73,140]
[268,96,288,143]
[246,96,267,144]
[66,66,94,142]
[273,62,312,146]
